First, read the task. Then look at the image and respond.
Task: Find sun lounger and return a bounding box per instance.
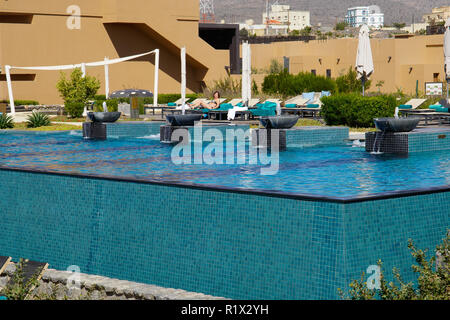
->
[0,256,11,275]
[398,98,427,110]
[228,99,243,106]
[167,98,191,106]
[284,96,310,107]
[264,99,283,105]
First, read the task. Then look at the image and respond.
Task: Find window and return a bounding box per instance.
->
[311,70,316,76]
[326,69,332,78]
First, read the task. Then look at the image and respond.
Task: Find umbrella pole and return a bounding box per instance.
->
[362,77,365,96]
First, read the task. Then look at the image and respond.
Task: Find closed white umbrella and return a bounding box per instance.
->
[355,24,374,96]
[181,47,187,115]
[444,18,450,98]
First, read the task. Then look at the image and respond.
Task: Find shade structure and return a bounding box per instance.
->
[4,49,159,115]
[444,18,450,98]
[109,89,153,99]
[355,24,374,96]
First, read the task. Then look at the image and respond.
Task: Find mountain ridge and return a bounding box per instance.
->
[214,0,450,26]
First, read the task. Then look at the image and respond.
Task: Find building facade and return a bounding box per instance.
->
[345,5,384,28]
[423,6,450,25]
[262,4,310,31]
[0,0,232,104]
[244,34,445,95]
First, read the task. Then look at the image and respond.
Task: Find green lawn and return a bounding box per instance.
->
[9,123,81,131]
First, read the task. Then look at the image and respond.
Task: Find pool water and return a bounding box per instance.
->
[0,131,449,199]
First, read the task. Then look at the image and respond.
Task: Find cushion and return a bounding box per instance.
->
[168,102,176,107]
[306,104,320,108]
[429,105,442,110]
[302,92,315,102]
[218,103,233,110]
[398,104,412,109]
[436,107,449,113]
[285,104,297,108]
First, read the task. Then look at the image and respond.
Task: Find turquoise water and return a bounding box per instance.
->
[0,130,449,199]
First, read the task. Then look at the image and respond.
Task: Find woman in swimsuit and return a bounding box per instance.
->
[190,91,221,110]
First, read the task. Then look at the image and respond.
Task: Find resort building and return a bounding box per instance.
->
[247,34,446,95]
[423,6,450,25]
[345,5,384,29]
[262,4,310,31]
[0,0,238,104]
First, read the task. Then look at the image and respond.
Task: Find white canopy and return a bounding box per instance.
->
[5,49,160,114]
[355,25,374,81]
[444,18,450,80]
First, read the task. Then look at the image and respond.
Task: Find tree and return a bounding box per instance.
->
[239,28,249,38]
[376,80,385,93]
[56,68,100,105]
[339,231,450,300]
[268,59,284,74]
[393,22,406,30]
[300,26,312,36]
[289,29,300,36]
[336,67,371,93]
[335,21,348,31]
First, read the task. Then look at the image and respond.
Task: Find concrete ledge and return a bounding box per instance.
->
[0,263,227,300]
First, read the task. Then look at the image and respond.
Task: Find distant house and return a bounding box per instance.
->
[262,4,310,31]
[345,5,384,29]
[423,6,450,25]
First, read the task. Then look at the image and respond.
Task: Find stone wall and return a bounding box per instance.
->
[0,263,225,300]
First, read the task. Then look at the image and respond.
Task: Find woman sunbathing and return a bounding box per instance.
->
[190,91,221,110]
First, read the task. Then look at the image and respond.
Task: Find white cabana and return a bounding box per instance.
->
[444,18,450,98]
[5,49,160,114]
[355,25,374,96]
[241,41,252,106]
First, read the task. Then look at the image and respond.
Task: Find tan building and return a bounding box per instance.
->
[0,0,236,104]
[248,35,446,95]
[423,6,450,25]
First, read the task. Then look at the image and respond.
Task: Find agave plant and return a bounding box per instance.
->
[0,113,14,129]
[26,112,51,128]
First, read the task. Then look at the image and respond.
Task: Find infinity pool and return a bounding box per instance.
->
[0,130,449,200]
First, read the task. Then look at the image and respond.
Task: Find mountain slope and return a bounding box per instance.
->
[214,0,450,26]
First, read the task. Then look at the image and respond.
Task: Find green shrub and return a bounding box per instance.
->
[56,68,100,116]
[64,101,85,118]
[262,70,337,97]
[0,113,14,129]
[94,99,119,112]
[321,93,396,128]
[336,67,372,93]
[26,112,51,128]
[0,100,40,106]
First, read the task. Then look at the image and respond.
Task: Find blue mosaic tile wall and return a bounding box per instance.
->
[106,122,164,138]
[0,169,448,299]
[286,127,349,148]
[408,130,450,153]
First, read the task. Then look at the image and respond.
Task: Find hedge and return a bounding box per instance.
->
[1,100,40,106]
[262,71,337,96]
[321,93,396,128]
